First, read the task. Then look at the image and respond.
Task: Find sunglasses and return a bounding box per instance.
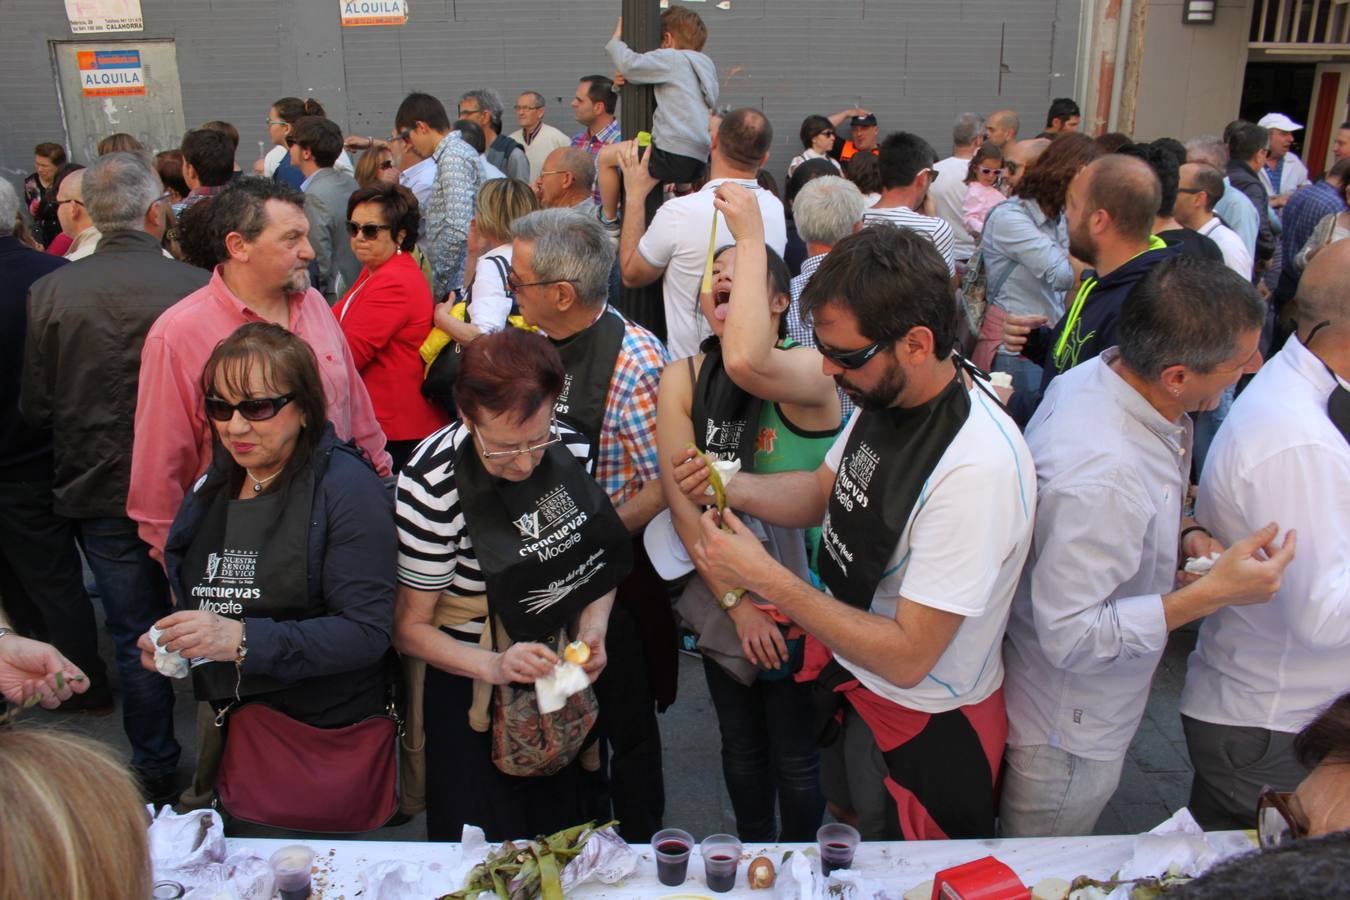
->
[378,159,396,170]
[1004,161,1021,175]
[814,334,892,370]
[394,128,412,143]
[979,166,1005,177]
[205,394,296,422]
[817,129,836,139]
[1257,787,1306,849]
[346,221,393,239]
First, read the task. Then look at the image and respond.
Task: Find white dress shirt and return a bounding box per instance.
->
[1003,350,1193,761]
[1181,338,1350,734]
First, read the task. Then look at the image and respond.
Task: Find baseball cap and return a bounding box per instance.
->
[1258,113,1303,132]
[643,509,695,581]
[851,113,878,128]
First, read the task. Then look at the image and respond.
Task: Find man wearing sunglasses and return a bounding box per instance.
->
[862,132,957,279]
[22,152,209,806]
[682,226,1036,842]
[1180,242,1350,832]
[289,116,362,304]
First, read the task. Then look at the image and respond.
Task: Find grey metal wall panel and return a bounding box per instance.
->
[2,0,1080,192]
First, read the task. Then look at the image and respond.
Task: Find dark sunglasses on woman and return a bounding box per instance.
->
[346,221,393,239]
[205,394,296,422]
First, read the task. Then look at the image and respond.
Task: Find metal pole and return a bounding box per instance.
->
[616,0,666,341]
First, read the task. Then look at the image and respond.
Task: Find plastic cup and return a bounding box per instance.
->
[817,822,860,875]
[269,844,315,900]
[653,827,694,886]
[700,832,742,893]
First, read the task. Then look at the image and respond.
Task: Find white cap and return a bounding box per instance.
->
[642,509,695,581]
[1258,113,1303,132]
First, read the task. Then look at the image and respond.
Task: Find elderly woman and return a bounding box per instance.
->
[138,323,395,832]
[656,182,839,842]
[788,115,843,178]
[25,143,72,250]
[395,328,633,842]
[334,183,448,472]
[975,133,1101,386]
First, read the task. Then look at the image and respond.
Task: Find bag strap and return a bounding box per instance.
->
[484,254,518,317]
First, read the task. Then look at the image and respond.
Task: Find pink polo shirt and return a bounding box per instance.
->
[128,267,391,563]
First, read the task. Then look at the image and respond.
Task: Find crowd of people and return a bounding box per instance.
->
[2,2,1348,878]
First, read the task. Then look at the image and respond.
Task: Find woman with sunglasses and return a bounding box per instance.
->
[787,115,843,179]
[960,142,1007,241]
[137,323,395,831]
[354,145,401,190]
[973,133,1102,385]
[656,182,839,842]
[394,328,632,841]
[333,183,448,472]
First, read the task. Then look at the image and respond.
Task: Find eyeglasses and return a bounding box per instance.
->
[56,198,84,208]
[394,128,412,144]
[472,416,562,460]
[814,333,892,370]
[346,221,394,239]
[1004,161,1021,175]
[205,394,297,422]
[457,107,484,118]
[1257,787,1306,849]
[146,191,172,216]
[536,170,565,178]
[1176,186,1205,195]
[514,105,543,112]
[978,167,1005,177]
[923,168,940,182]
[507,268,573,292]
[266,119,287,127]
[378,159,396,170]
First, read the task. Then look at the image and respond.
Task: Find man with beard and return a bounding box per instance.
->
[676,225,1035,841]
[130,177,391,568]
[1002,154,1178,425]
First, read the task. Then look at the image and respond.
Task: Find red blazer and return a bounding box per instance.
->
[334,250,448,442]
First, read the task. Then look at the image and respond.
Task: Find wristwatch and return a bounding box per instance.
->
[719,589,745,611]
[234,621,249,666]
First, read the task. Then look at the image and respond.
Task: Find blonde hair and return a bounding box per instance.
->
[474,178,539,246]
[0,728,152,900]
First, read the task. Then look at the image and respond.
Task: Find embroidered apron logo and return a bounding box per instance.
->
[516,485,589,562]
[192,547,261,611]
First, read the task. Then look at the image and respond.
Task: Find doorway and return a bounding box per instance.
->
[50,39,186,164]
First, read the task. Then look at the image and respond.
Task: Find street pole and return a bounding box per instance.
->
[617,0,666,341]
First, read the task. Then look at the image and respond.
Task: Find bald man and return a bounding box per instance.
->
[1181,239,1350,830]
[985,109,1021,152]
[1002,154,1180,424]
[55,170,100,261]
[1002,138,1051,193]
[534,146,597,212]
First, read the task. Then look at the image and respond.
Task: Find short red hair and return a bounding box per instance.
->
[454,329,565,426]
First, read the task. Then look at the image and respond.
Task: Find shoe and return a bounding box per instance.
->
[137,771,181,809]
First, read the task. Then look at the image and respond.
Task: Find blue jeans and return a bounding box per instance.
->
[991,351,1044,398]
[75,516,180,778]
[1192,386,1235,479]
[701,655,824,842]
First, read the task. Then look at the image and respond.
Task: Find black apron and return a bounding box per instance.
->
[184,470,316,704]
[817,377,971,611]
[690,336,763,468]
[453,434,633,645]
[549,308,627,456]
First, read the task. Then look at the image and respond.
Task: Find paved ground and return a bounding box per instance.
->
[24,615,1200,841]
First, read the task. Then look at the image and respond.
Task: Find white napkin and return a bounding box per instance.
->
[148,624,190,679]
[535,662,589,714]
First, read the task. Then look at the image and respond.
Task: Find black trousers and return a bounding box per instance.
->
[0,476,109,696]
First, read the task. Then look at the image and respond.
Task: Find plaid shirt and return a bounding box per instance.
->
[596,309,669,505]
[787,252,855,420]
[1280,180,1347,272]
[425,131,481,299]
[572,120,623,204]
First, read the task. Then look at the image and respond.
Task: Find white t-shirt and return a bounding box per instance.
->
[1198,216,1254,280]
[637,178,787,360]
[467,244,514,334]
[863,206,957,276]
[930,155,975,261]
[822,388,1036,713]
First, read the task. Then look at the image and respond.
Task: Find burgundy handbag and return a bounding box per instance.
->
[215,703,399,833]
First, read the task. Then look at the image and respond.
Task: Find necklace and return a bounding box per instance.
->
[246,466,283,493]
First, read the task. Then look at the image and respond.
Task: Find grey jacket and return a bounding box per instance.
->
[606,38,718,161]
[21,230,209,518]
[303,167,362,302]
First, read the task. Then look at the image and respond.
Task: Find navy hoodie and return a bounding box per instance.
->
[1010,239,1179,426]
